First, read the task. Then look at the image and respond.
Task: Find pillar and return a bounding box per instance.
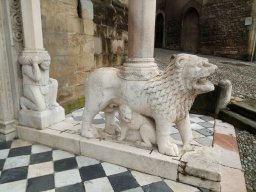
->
[120,0,159,80]
[0,0,16,141]
[19,0,65,129]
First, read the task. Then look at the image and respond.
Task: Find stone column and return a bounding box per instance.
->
[19,0,65,129]
[120,0,158,80]
[0,0,16,141]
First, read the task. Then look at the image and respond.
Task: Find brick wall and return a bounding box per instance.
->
[200,0,253,60]
[160,0,254,60]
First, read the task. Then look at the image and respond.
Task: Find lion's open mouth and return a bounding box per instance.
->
[194,64,217,93]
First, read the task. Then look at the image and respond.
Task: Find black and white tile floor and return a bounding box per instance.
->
[0,109,214,191]
[0,139,206,192]
[69,109,214,147]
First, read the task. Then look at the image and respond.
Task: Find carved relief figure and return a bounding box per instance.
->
[19,53,59,111]
[81,54,217,156]
[118,104,156,148]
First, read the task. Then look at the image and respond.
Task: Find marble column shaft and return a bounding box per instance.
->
[0,0,17,141]
[128,0,156,59]
[121,0,158,80]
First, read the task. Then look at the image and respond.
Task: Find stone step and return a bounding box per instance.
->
[218,109,256,134]
[228,100,256,121]
[16,125,221,192]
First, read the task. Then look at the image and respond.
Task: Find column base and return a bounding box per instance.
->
[118,58,160,80]
[19,106,65,129]
[0,120,17,141]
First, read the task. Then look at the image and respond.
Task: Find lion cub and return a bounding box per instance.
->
[118,105,156,148]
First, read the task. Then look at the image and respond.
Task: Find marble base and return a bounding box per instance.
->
[0,121,17,141]
[16,124,221,191]
[19,106,65,129]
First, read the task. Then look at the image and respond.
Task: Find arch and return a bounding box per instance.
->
[155,10,166,48]
[181,7,200,53]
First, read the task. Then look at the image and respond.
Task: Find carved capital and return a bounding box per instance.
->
[18,49,50,66]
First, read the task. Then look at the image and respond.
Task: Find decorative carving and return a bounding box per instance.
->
[9,0,23,43]
[81,54,217,156]
[19,50,59,111]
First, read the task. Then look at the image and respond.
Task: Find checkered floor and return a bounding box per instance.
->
[0,139,205,192]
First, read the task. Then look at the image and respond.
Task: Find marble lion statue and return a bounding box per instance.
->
[81,54,217,156]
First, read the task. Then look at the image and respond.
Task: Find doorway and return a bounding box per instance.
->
[181,8,199,53]
[155,13,164,48]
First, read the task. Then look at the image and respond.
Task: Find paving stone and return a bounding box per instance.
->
[198,122,214,128]
[196,128,213,137]
[194,137,213,147]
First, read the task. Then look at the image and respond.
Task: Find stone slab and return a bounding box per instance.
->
[220,165,247,192]
[19,106,65,129]
[16,126,80,154]
[178,173,220,192]
[180,147,221,182]
[16,127,222,190]
[80,137,179,180]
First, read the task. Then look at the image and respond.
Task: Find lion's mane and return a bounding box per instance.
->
[144,59,196,122]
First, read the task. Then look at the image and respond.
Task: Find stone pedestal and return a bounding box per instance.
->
[18,0,65,129]
[19,106,65,129]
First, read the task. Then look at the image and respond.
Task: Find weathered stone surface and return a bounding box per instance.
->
[178,173,220,192]
[180,147,221,182]
[19,106,65,129]
[41,0,96,105]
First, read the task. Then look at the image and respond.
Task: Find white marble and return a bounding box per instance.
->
[17,126,80,154]
[4,155,30,169]
[19,0,65,129]
[28,162,54,178]
[81,54,217,156]
[31,144,52,154]
[164,179,199,192]
[0,0,17,141]
[190,117,205,123]
[180,147,221,182]
[10,139,32,148]
[0,180,27,192]
[101,162,127,176]
[0,149,9,159]
[52,150,74,161]
[76,156,99,168]
[54,169,81,188]
[191,123,205,130]
[131,171,162,186]
[84,177,114,192]
[19,106,65,129]
[179,174,220,192]
[80,138,179,180]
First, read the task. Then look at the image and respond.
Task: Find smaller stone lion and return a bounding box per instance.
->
[118,104,156,148]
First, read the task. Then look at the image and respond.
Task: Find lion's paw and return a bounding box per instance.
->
[158,142,179,156]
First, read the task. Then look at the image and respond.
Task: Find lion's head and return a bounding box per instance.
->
[173,54,217,94]
[145,53,217,121]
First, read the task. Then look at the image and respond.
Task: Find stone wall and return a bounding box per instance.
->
[93,0,128,67]
[41,0,128,108]
[41,0,95,106]
[159,0,255,60]
[200,0,254,60]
